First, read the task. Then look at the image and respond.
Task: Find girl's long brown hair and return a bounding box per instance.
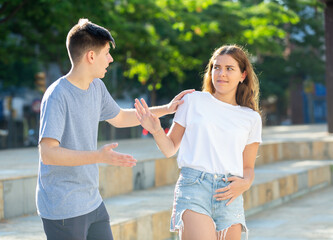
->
[202,45,260,112]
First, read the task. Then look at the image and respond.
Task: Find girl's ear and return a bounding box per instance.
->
[241,71,247,82]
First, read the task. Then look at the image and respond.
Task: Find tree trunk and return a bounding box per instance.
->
[290,81,304,124]
[325,1,333,133]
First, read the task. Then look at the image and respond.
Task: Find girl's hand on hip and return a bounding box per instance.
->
[213,176,249,206]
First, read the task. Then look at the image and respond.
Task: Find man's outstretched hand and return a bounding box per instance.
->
[166,89,195,114]
[99,143,137,167]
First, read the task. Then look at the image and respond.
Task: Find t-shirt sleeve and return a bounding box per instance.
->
[99,81,121,121]
[39,95,66,144]
[173,93,190,127]
[247,113,262,145]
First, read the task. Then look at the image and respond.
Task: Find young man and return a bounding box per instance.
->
[37,18,193,240]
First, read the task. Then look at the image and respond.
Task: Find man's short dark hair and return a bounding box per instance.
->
[66,18,115,64]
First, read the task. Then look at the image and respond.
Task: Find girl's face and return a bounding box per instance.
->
[211,54,246,101]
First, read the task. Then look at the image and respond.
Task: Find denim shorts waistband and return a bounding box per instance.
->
[180,167,232,181]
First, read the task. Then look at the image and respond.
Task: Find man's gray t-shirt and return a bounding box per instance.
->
[37,77,120,220]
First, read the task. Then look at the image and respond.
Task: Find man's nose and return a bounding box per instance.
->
[109,56,114,63]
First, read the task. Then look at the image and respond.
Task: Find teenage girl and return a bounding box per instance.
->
[135,45,262,240]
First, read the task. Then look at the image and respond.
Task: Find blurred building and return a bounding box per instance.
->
[291,81,327,125]
[0,72,45,149]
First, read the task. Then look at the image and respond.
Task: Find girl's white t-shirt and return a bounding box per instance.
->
[174,91,262,177]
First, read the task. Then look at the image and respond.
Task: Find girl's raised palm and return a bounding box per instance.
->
[134,98,162,134]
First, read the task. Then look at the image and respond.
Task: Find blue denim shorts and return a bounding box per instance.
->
[170,167,248,237]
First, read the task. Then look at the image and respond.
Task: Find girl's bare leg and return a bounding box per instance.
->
[181,210,217,240]
[217,223,242,240]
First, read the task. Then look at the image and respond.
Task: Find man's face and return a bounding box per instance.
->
[94,43,113,79]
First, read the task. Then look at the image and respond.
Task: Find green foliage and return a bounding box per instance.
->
[257,0,325,113]
[0,0,326,113]
[240,1,300,55]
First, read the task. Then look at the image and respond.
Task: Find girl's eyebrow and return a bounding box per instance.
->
[213,64,235,68]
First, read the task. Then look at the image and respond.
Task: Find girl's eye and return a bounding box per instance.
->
[213,66,219,69]
[227,67,233,71]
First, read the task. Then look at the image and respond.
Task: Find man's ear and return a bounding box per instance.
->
[86,50,95,64]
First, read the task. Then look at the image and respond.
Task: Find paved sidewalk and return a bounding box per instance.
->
[246,186,333,240]
[262,123,333,142]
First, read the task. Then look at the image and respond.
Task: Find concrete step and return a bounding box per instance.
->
[2,135,333,220]
[256,139,333,166]
[0,139,179,220]
[0,159,332,240]
[244,160,333,216]
[246,186,333,240]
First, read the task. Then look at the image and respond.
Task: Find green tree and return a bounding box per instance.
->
[1,0,322,118]
[254,0,325,122]
[0,0,112,87]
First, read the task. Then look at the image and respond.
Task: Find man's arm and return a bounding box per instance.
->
[106,106,167,128]
[106,89,194,128]
[39,138,137,167]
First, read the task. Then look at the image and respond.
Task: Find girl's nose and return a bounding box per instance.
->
[218,69,225,76]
